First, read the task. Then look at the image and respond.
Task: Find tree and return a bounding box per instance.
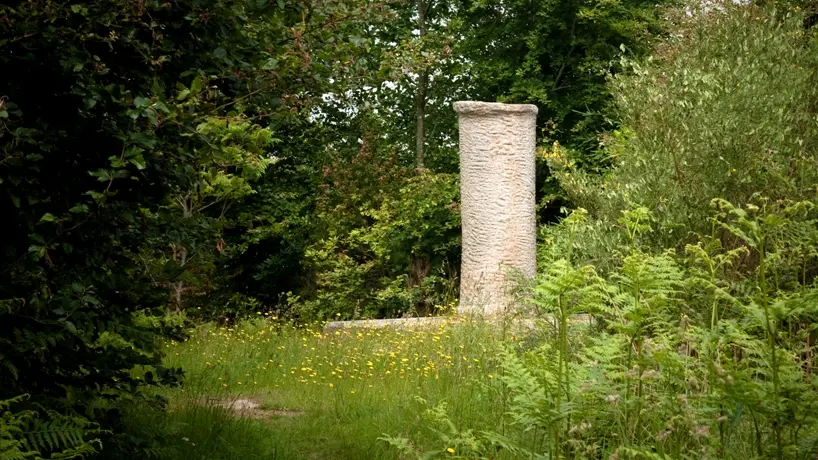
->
[457,0,669,157]
[0,0,385,451]
[545,0,818,259]
[373,0,464,172]
[416,0,429,169]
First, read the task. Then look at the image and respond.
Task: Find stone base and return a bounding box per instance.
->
[323,316,447,332]
[322,314,592,332]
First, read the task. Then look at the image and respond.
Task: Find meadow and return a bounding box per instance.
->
[149,316,525,459]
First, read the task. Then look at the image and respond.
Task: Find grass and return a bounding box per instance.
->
[118,303,816,459]
[143,316,520,459]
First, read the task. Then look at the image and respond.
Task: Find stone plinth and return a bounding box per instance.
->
[324,316,447,331]
[454,101,538,315]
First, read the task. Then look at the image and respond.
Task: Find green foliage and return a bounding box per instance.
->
[458,0,671,155]
[0,396,101,460]
[368,0,465,171]
[386,4,818,459]
[166,0,678,320]
[389,198,818,459]
[104,399,279,459]
[380,398,495,459]
[300,166,461,320]
[0,0,386,450]
[13,0,818,457]
[548,1,818,253]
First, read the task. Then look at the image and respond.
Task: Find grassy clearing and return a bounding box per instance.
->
[150,317,521,459]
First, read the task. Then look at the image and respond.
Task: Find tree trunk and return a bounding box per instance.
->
[171,244,188,314]
[415,0,427,170]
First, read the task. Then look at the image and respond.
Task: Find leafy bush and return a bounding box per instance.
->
[389,198,818,459]
[546,1,818,257]
[300,157,461,320]
[0,0,382,449]
[0,395,101,460]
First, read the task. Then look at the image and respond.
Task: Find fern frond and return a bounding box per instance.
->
[0,355,19,382]
[21,413,100,460]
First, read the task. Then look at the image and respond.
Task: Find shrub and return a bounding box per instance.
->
[545,1,818,258]
[301,167,460,320]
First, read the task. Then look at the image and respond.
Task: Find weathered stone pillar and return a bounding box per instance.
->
[454,101,538,315]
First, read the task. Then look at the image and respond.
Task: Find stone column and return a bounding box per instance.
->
[454,101,538,315]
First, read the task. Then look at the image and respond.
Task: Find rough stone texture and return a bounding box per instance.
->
[453,101,538,315]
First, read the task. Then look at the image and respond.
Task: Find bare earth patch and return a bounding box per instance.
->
[200,397,303,419]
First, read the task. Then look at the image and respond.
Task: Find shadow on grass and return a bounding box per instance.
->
[103,398,294,459]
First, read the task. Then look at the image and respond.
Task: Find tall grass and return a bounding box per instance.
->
[132,317,518,459]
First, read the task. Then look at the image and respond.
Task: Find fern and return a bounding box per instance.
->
[0,396,101,460]
[388,195,818,458]
[22,413,101,458]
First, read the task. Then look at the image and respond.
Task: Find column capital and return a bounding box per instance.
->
[453,101,538,116]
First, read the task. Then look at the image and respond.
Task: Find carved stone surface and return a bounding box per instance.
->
[454,101,538,315]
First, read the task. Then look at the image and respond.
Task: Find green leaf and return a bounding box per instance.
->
[133,97,151,108]
[129,154,146,170]
[10,194,20,208]
[86,190,106,203]
[38,213,58,224]
[190,76,204,94]
[63,320,78,334]
[28,245,45,259]
[89,169,111,181]
[81,295,100,306]
[154,101,170,114]
[109,155,125,168]
[69,204,90,214]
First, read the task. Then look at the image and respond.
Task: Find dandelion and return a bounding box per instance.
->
[446,447,455,453]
